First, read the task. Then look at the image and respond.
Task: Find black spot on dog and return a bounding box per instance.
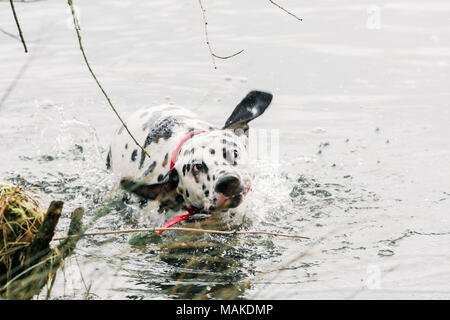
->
[125,144,128,149]
[106,147,112,169]
[204,190,209,197]
[182,164,187,176]
[185,189,190,198]
[183,149,190,156]
[162,153,168,167]
[143,117,180,149]
[207,175,210,181]
[131,149,138,161]
[143,161,157,177]
[201,161,209,174]
[186,164,191,172]
[139,149,147,169]
[214,161,218,165]
[202,184,206,190]
[209,148,215,155]
[157,174,164,182]
[223,148,237,165]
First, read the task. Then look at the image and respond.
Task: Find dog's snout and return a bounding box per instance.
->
[215,175,241,197]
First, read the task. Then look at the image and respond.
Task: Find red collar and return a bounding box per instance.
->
[159,130,206,235]
[169,130,206,170]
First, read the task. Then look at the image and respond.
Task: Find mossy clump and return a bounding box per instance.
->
[0,182,84,299]
[0,182,45,260]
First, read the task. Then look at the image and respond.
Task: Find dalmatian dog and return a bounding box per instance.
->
[107,91,272,227]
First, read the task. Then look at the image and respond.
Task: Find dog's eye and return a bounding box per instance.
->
[193,163,204,174]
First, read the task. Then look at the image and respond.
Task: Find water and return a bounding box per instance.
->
[1,0,449,299]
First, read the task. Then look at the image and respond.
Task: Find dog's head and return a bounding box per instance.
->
[171,129,252,212]
[121,90,272,213]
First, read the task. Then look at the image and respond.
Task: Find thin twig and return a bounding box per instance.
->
[269,0,303,21]
[198,0,244,69]
[0,245,26,259]
[75,257,91,300]
[212,50,244,60]
[67,0,150,159]
[52,226,309,241]
[9,0,28,52]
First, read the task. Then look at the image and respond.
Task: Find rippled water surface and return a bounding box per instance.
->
[1,0,449,299]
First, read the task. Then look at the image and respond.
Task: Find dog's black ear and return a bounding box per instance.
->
[120,169,179,200]
[223,91,273,133]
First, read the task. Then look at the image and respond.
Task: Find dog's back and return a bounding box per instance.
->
[107,105,214,184]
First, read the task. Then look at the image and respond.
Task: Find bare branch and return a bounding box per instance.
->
[198,0,244,69]
[212,49,244,59]
[52,226,310,241]
[67,0,150,159]
[9,0,28,52]
[269,0,303,21]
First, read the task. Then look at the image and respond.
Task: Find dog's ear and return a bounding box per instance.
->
[120,169,179,200]
[223,91,273,134]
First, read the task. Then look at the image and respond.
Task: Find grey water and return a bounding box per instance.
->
[0,0,449,299]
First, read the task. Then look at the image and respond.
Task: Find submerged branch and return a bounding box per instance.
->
[52,226,310,240]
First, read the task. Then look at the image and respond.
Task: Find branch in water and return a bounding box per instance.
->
[52,226,310,241]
